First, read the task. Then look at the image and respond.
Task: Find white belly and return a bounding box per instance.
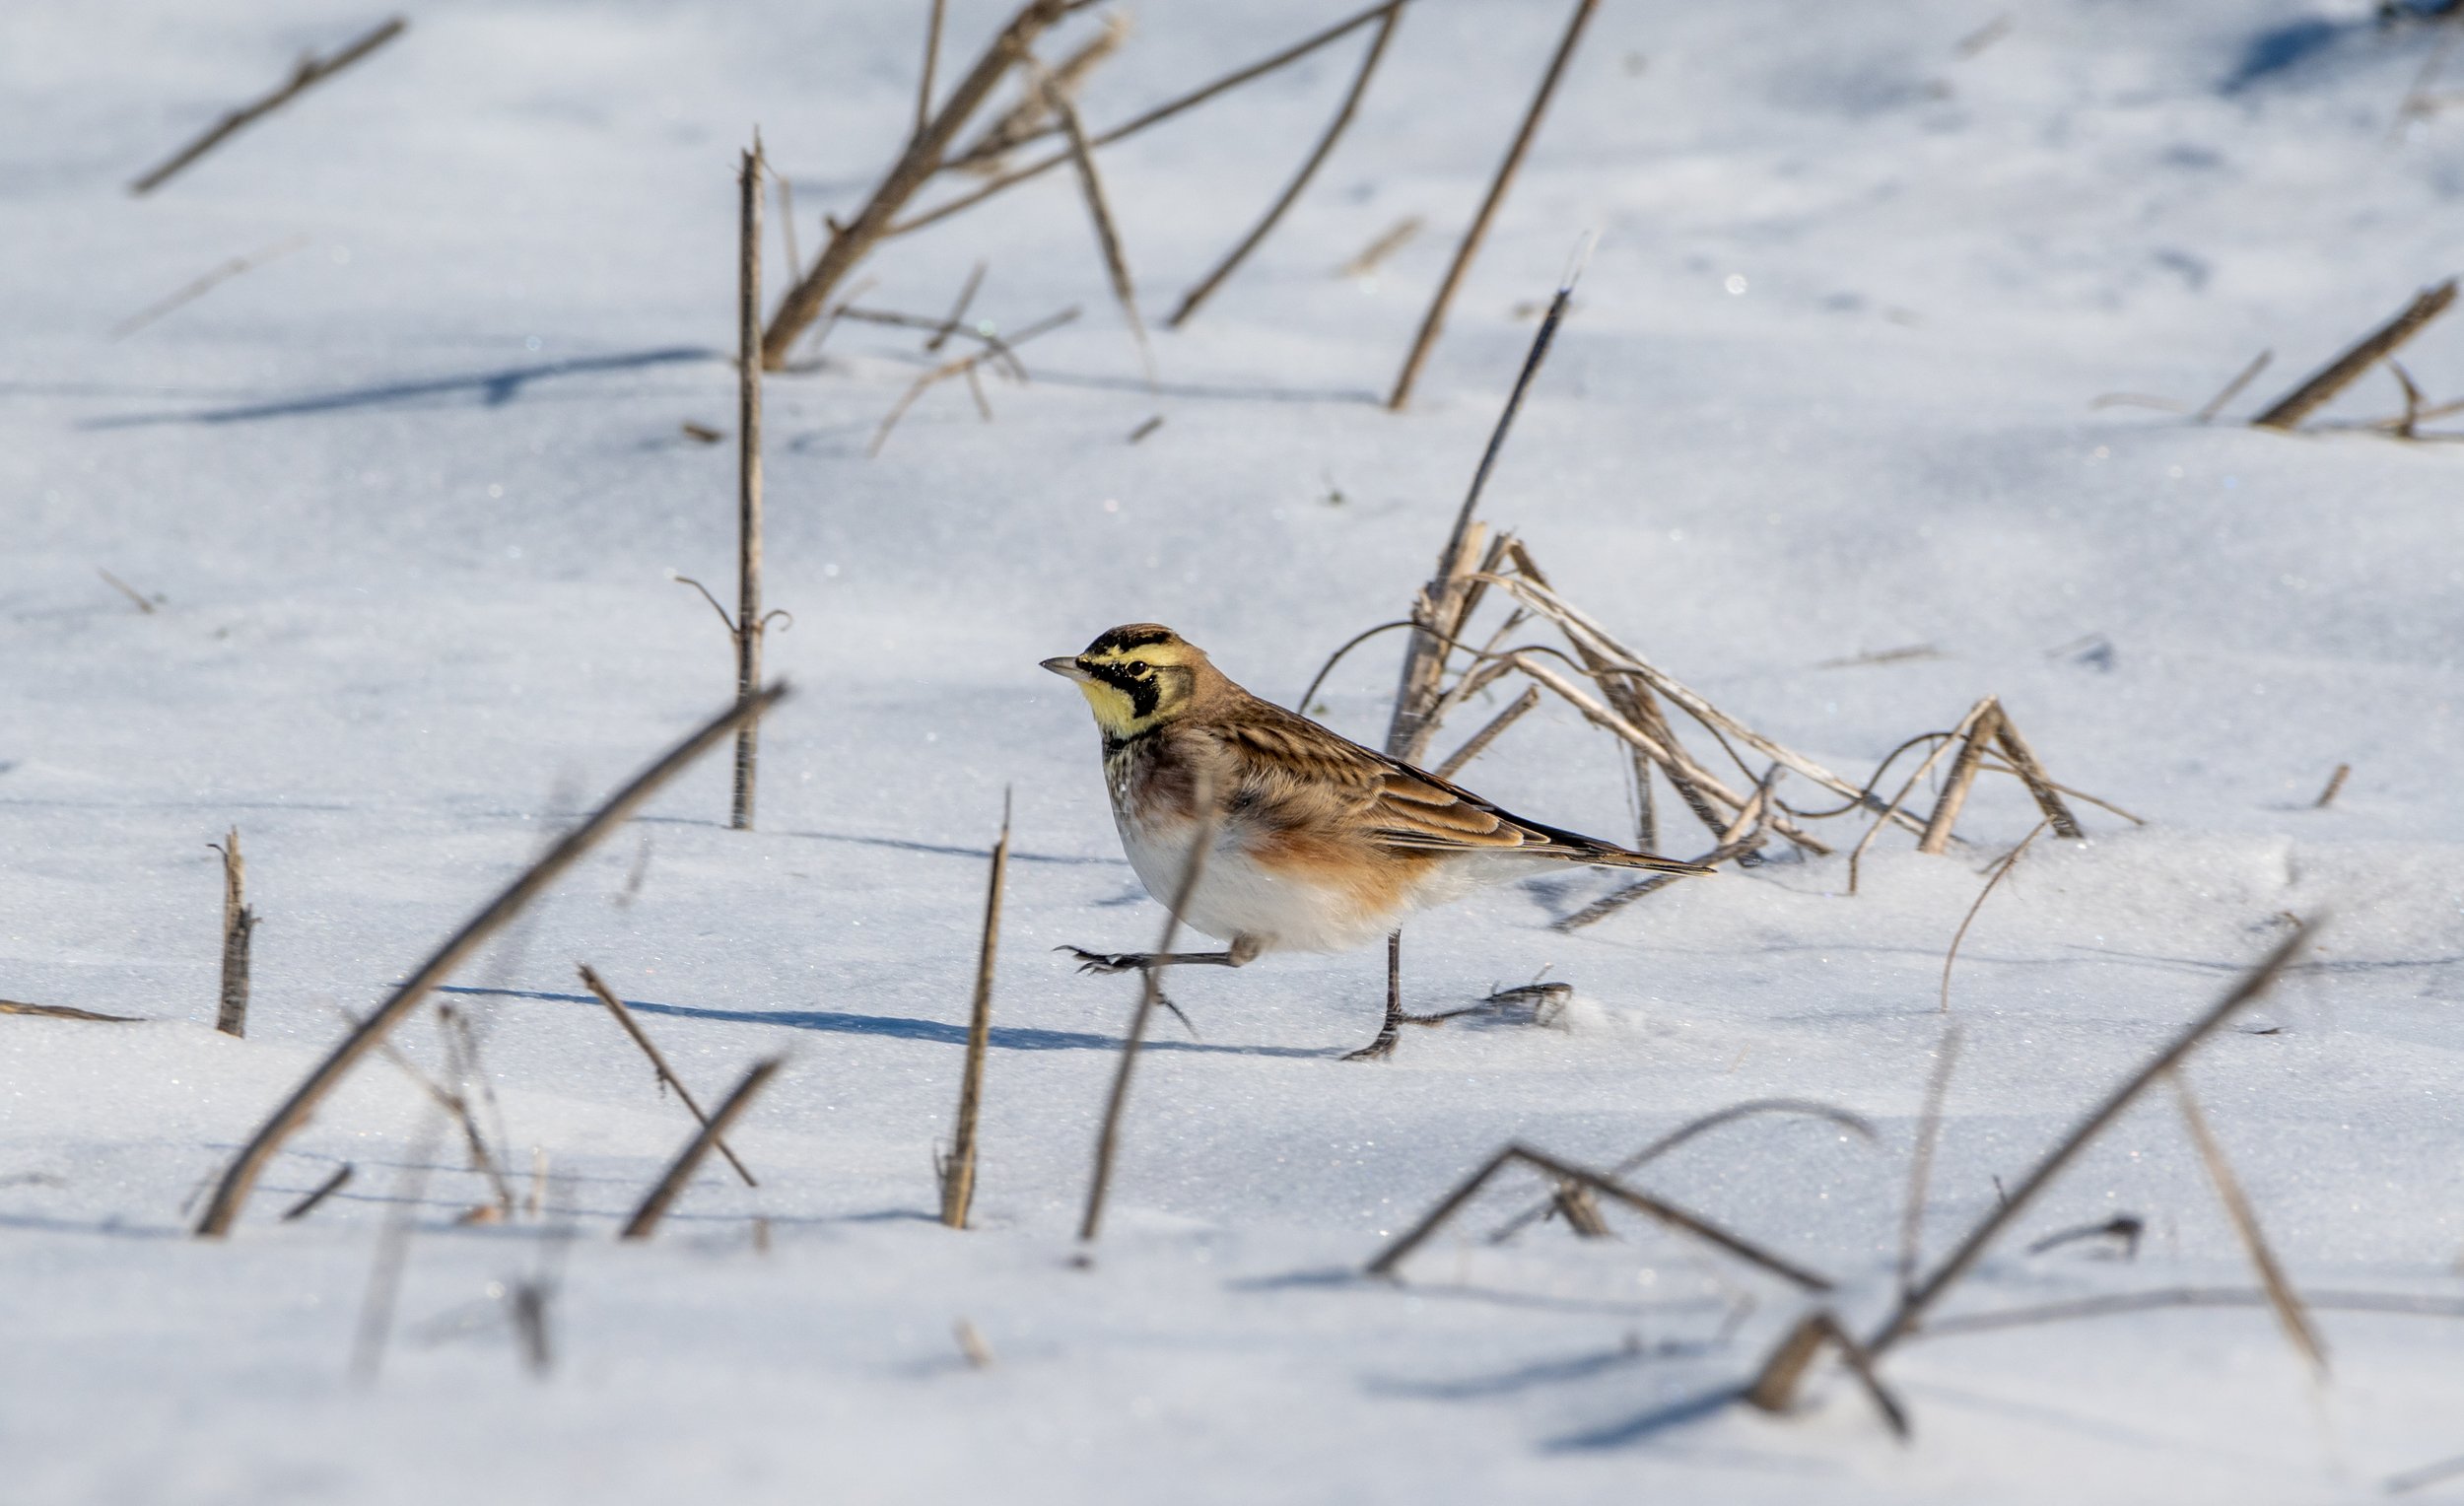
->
[1114,806,1484,954]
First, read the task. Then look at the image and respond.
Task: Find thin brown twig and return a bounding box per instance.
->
[96,567,158,614]
[924,261,988,353]
[0,999,142,1022]
[191,684,788,1237]
[1917,1285,2464,1340]
[576,965,756,1188]
[915,0,949,142]
[2193,348,2272,423]
[941,792,1011,1229]
[2314,763,2352,808]
[1387,0,1601,410]
[1431,685,1539,781]
[1940,821,2049,1013]
[1040,64,1151,380]
[2252,280,2459,431]
[952,11,1129,171]
[130,18,407,194]
[109,234,312,339]
[731,141,769,832]
[1167,4,1403,327]
[619,1058,783,1240]
[867,305,1080,455]
[280,1163,354,1221]
[2170,1069,2328,1377]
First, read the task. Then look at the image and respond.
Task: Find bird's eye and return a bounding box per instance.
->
[1128,659,1149,674]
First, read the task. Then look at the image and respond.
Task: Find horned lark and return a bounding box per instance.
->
[1043,624,1706,1059]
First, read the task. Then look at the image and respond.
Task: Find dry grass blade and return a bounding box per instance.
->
[2170,1070,2328,1377]
[97,567,158,614]
[1511,541,1677,849]
[110,234,311,339]
[1387,0,1601,410]
[279,1163,353,1221]
[2251,280,2458,431]
[0,999,142,1022]
[941,792,1011,1229]
[761,0,1070,367]
[192,684,788,1237]
[1914,1286,2464,1340]
[130,17,407,194]
[1487,1099,1873,1243]
[619,1057,783,1240]
[888,0,1408,240]
[1339,215,1421,278]
[867,305,1080,455]
[2193,348,2272,423]
[1079,775,1221,1245]
[924,261,988,353]
[577,964,757,1188]
[1898,1024,1964,1295]
[1553,766,1777,930]
[1167,4,1403,327]
[212,827,250,1037]
[1040,66,1151,380]
[1431,685,1539,781]
[954,12,1129,171]
[2314,763,2351,808]
[1849,703,1989,893]
[1940,820,2048,1013]
[1369,1142,1834,1291]
[1862,918,2321,1356]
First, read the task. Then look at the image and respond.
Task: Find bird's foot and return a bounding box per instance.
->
[1342,1023,1401,1061]
[1061,946,1145,976]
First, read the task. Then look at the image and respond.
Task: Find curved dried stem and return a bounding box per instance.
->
[670,574,738,641]
[1940,820,2049,1013]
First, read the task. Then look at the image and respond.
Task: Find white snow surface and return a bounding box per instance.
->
[7,0,2464,1501]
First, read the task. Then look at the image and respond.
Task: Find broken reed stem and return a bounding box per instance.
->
[1939,820,2049,1014]
[213,827,249,1037]
[129,17,407,194]
[1369,1142,1835,1291]
[1166,3,1403,327]
[2194,349,2273,423]
[761,0,1071,367]
[1340,215,1421,278]
[941,793,1012,1230]
[191,685,788,1237]
[1386,267,1581,762]
[1508,541,1676,850]
[954,12,1130,171]
[1431,684,1539,781]
[1897,1024,1964,1297]
[110,234,312,340]
[1552,764,1775,930]
[733,141,767,831]
[619,1057,783,1240]
[2170,1069,2328,1377]
[1916,699,2001,855]
[2314,763,2351,808]
[1386,0,1602,410]
[280,1163,353,1221]
[0,999,141,1022]
[97,567,157,614]
[924,261,988,353]
[888,0,1408,241]
[867,305,1080,456]
[1862,919,2320,1357]
[1991,715,2083,839]
[915,0,949,142]
[1041,68,1151,380]
[1850,706,1989,894]
[1079,776,1220,1245]
[1744,1311,1909,1437]
[1487,1098,1873,1244]
[576,964,756,1188]
[2252,279,2459,431]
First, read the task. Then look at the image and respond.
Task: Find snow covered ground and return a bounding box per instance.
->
[6,0,2464,1500]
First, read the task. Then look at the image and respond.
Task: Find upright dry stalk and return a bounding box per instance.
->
[1386,0,1601,410]
[1166,4,1403,327]
[1079,777,1220,1246]
[1385,262,1581,762]
[212,828,251,1037]
[1042,69,1151,378]
[192,686,787,1237]
[941,794,1012,1229]
[1990,715,2084,839]
[733,142,767,831]
[915,0,949,141]
[954,12,1130,171]
[1509,542,1687,847]
[1916,699,2001,855]
[1861,920,2319,1358]
[619,1058,783,1240]
[1939,821,2049,1013]
[761,0,1070,367]
[576,964,757,1187]
[129,17,408,194]
[2314,763,2352,808]
[2251,279,2458,431]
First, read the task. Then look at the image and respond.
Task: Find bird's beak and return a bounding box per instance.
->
[1041,655,1093,682]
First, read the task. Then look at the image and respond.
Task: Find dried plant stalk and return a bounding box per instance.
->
[2170,1070,2328,1377]
[1487,1098,1872,1243]
[1860,920,2319,1357]
[761,0,1071,367]
[953,12,1129,171]
[733,141,768,830]
[2252,280,2457,431]
[1990,716,2083,839]
[279,1163,353,1222]
[941,795,1012,1229]
[129,18,407,194]
[577,965,756,1187]
[1431,685,1539,781]
[1369,1142,1834,1291]
[1553,766,1777,930]
[1849,702,1991,893]
[2194,349,2272,423]
[110,234,311,340]
[1387,0,1601,410]
[2314,763,2351,808]
[212,828,250,1037]
[1743,1310,1909,1437]
[1080,776,1221,1245]
[191,685,788,1237]
[0,1000,141,1022]
[1041,68,1151,377]
[1916,699,2001,855]
[915,0,949,141]
[619,1058,783,1240]
[1939,821,2049,1013]
[1167,5,1403,327]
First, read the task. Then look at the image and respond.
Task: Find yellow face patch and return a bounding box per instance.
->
[1045,625,1200,737]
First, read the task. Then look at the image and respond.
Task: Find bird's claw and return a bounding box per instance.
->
[1061,946,1140,976]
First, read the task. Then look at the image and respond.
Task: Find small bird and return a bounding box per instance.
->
[1042,624,1707,1059]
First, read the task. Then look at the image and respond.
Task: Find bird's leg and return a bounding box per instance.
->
[1343,930,1408,1061]
[1063,933,1264,977]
